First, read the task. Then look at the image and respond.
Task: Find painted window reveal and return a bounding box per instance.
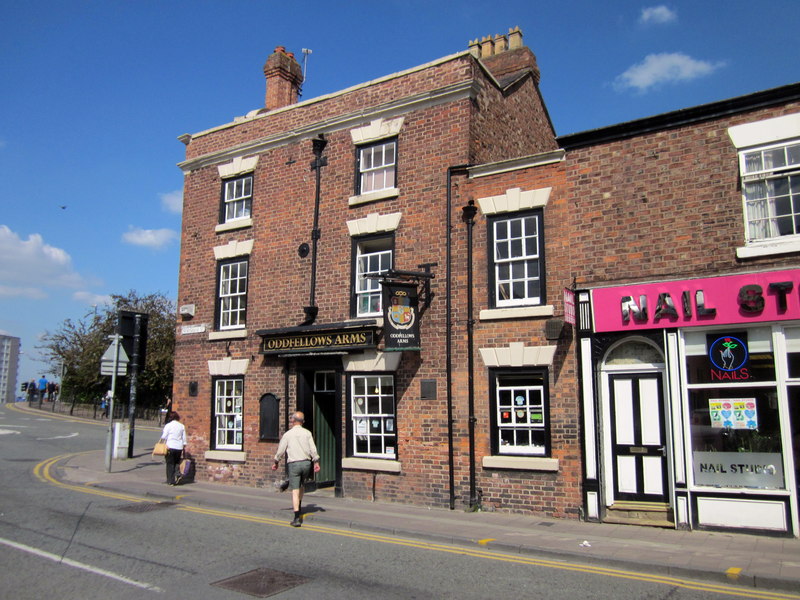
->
[218,259,248,329]
[740,140,800,241]
[490,211,544,308]
[357,139,396,194]
[222,175,253,223]
[215,377,243,450]
[351,374,396,458]
[493,371,548,456]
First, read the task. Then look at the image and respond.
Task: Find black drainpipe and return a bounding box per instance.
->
[302,134,328,326]
[461,200,479,510]
[445,164,470,510]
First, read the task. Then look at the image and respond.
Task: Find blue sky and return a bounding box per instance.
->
[1,1,798,385]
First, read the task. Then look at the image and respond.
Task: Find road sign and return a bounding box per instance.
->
[100,340,129,376]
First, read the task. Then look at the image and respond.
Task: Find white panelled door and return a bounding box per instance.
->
[609,373,668,502]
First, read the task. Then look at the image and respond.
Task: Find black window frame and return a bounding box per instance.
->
[354,137,398,196]
[219,174,254,224]
[215,257,249,331]
[488,367,551,457]
[211,375,245,451]
[487,209,546,309]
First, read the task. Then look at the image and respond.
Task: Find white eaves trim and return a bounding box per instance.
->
[728,112,800,148]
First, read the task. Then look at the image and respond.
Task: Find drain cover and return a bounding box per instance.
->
[116,502,177,513]
[212,567,309,598]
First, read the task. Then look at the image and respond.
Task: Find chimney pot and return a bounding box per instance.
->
[493,34,508,54]
[480,35,495,58]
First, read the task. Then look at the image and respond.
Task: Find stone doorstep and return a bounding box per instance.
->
[604,501,675,528]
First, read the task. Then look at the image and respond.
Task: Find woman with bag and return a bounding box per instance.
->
[160,411,187,486]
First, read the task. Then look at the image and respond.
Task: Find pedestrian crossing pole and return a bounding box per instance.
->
[104,334,123,472]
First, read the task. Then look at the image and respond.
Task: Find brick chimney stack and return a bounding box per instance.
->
[263,46,304,111]
[468,27,540,85]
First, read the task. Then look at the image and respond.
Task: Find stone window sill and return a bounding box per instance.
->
[349,187,400,206]
[205,450,246,462]
[736,237,800,259]
[215,218,253,233]
[208,329,248,341]
[342,457,401,473]
[482,456,559,471]
[479,305,554,321]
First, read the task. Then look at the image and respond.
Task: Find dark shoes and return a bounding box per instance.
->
[290,517,302,527]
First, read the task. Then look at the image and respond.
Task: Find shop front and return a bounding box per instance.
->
[578,268,800,536]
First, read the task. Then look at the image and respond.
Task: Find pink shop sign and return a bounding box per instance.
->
[592,269,800,333]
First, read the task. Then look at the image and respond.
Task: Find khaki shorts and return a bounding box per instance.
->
[287,460,312,489]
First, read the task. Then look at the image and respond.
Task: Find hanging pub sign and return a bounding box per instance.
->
[383,281,420,351]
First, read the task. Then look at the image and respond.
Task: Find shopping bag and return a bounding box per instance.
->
[177,458,192,481]
[152,439,168,457]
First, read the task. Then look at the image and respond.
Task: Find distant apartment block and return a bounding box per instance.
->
[0,335,20,404]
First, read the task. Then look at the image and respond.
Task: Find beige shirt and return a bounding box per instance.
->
[274,424,319,464]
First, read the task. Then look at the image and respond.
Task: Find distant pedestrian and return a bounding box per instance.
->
[100,390,111,418]
[272,411,320,527]
[27,380,36,403]
[160,411,187,486]
[37,376,48,402]
[47,381,56,402]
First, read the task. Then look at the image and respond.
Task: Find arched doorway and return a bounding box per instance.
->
[600,337,672,525]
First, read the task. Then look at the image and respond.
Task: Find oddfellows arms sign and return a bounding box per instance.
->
[257,322,378,355]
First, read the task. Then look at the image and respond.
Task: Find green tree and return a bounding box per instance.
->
[38,290,175,410]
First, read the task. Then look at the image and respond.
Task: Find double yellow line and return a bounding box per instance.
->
[33,452,800,600]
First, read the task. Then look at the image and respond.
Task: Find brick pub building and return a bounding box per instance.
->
[173,29,582,517]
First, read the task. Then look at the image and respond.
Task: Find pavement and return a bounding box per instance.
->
[28,407,800,594]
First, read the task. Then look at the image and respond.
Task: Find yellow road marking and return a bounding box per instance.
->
[477,538,496,546]
[32,452,800,600]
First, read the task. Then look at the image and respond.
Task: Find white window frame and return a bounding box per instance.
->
[493,370,548,457]
[218,259,248,330]
[355,238,392,317]
[739,140,800,243]
[358,139,396,195]
[214,377,243,451]
[350,374,396,459]
[222,175,253,223]
[490,211,543,308]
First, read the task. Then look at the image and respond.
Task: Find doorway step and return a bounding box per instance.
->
[604,501,674,528]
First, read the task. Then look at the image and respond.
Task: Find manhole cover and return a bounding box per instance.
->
[212,567,309,598]
[116,502,177,513]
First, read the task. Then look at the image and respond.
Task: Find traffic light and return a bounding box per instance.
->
[21,382,28,392]
[117,310,149,369]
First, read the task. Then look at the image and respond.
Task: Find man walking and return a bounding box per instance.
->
[272,411,320,527]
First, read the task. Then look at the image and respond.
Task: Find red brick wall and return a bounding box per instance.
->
[564,101,800,289]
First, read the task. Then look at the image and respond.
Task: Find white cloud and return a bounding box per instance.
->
[72,290,113,306]
[614,52,726,92]
[122,226,179,249]
[0,285,48,299]
[160,189,183,214]
[0,225,85,296]
[640,5,677,25]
